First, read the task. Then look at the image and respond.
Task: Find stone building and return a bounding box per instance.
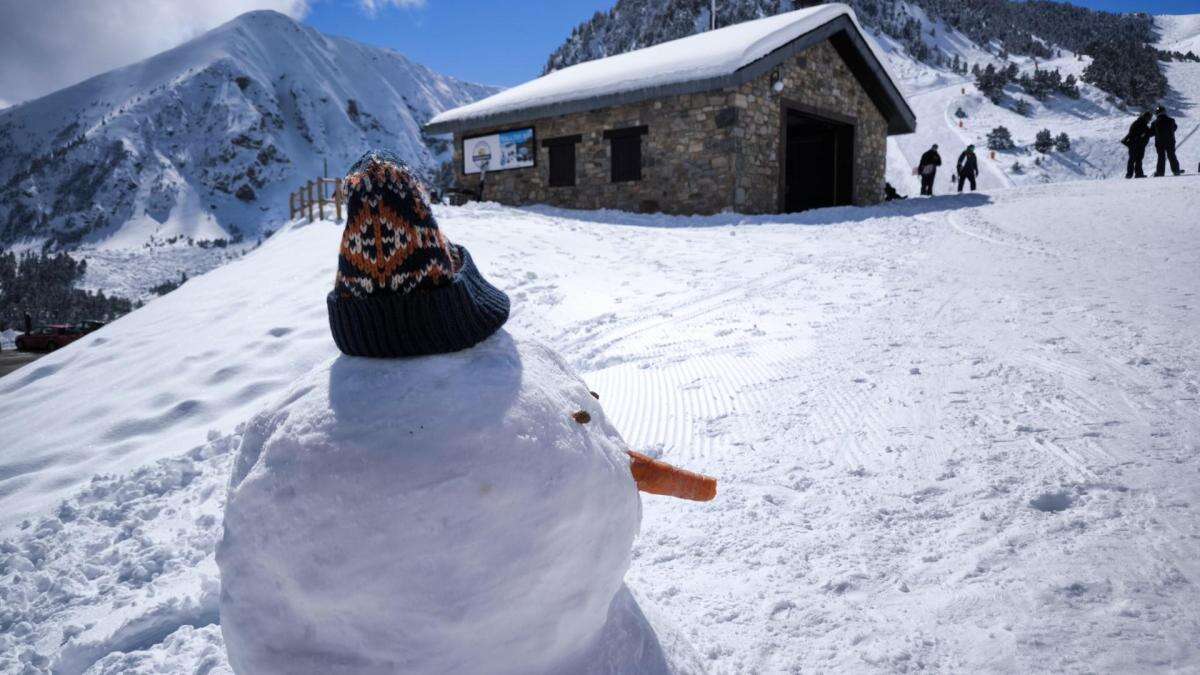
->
[424,4,915,215]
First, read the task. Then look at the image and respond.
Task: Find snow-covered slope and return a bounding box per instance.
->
[0,10,496,266]
[1157,13,1200,54]
[866,5,1200,197]
[879,28,1131,194]
[3,176,1200,672]
[1157,14,1200,171]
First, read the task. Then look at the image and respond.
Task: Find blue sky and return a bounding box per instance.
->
[304,0,1200,88]
[304,0,613,87]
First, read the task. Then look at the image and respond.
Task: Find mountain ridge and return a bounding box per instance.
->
[0,10,497,252]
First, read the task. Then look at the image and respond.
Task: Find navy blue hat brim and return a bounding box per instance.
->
[327,245,510,358]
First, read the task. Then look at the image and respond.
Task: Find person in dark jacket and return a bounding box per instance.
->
[1122,111,1153,179]
[956,145,979,192]
[918,144,942,196]
[1152,106,1183,177]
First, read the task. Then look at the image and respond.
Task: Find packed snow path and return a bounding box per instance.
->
[2,177,1199,672]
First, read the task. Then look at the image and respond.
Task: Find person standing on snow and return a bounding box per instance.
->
[956,145,979,193]
[918,144,942,196]
[1122,111,1153,179]
[1152,106,1183,177]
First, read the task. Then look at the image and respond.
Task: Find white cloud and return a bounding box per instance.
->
[358,0,426,17]
[0,0,310,104]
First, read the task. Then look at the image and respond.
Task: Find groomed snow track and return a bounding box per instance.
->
[2,177,1200,673]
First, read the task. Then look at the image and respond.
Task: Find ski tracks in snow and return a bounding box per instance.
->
[5,184,1200,673]
[552,184,1200,672]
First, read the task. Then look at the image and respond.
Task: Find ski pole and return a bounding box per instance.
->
[1178,121,1200,151]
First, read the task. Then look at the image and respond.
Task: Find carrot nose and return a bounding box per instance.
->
[627,451,717,502]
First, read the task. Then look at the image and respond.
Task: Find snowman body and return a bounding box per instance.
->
[217,333,641,674]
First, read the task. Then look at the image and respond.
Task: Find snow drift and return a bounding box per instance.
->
[217,335,643,674]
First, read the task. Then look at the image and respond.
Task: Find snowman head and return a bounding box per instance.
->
[327,150,509,358]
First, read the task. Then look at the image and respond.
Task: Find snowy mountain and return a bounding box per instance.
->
[0,10,496,256]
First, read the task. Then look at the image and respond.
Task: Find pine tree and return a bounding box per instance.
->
[1034,129,1055,153]
[987,126,1017,151]
[1061,73,1081,99]
[1054,132,1071,152]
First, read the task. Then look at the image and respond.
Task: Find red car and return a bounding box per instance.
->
[16,324,87,352]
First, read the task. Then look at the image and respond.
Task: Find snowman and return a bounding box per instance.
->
[216,151,715,674]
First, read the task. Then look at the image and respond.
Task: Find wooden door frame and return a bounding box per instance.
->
[777,98,859,213]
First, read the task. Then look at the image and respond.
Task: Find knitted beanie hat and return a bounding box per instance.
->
[326,150,509,358]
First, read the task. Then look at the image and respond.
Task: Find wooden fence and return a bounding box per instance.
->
[289,177,346,222]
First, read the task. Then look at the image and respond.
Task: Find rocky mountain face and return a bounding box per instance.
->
[0,10,497,250]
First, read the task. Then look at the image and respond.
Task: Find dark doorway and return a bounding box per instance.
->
[783,107,855,212]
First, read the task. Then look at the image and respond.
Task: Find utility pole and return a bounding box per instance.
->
[711,0,717,30]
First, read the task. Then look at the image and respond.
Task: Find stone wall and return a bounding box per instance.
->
[451,38,890,215]
[452,90,738,215]
[733,40,889,212]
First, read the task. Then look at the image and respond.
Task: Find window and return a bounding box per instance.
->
[543,134,581,187]
[548,144,575,187]
[604,126,648,183]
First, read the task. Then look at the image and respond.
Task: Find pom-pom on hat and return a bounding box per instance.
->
[326,150,509,358]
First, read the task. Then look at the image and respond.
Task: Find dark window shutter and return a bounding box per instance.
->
[548,143,576,187]
[610,135,642,183]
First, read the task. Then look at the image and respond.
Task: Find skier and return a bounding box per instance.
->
[956,144,979,193]
[1152,106,1183,177]
[918,144,942,196]
[1122,111,1153,179]
[218,150,716,675]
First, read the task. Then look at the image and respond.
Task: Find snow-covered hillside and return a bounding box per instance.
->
[3,175,1199,672]
[881,8,1200,195]
[1157,13,1200,54]
[0,10,496,294]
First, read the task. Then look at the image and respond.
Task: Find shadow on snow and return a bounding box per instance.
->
[503,193,993,230]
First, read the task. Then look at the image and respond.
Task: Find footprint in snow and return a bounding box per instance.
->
[1029,490,1074,513]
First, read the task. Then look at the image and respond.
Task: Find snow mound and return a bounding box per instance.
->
[216,333,643,674]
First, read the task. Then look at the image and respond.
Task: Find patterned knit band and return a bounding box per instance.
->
[327,151,509,357]
[335,150,456,297]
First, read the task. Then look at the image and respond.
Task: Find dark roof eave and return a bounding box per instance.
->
[424,15,916,137]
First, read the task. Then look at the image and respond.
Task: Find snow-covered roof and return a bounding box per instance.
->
[426,4,915,136]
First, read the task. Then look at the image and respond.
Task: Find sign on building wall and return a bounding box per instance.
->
[463,128,535,175]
